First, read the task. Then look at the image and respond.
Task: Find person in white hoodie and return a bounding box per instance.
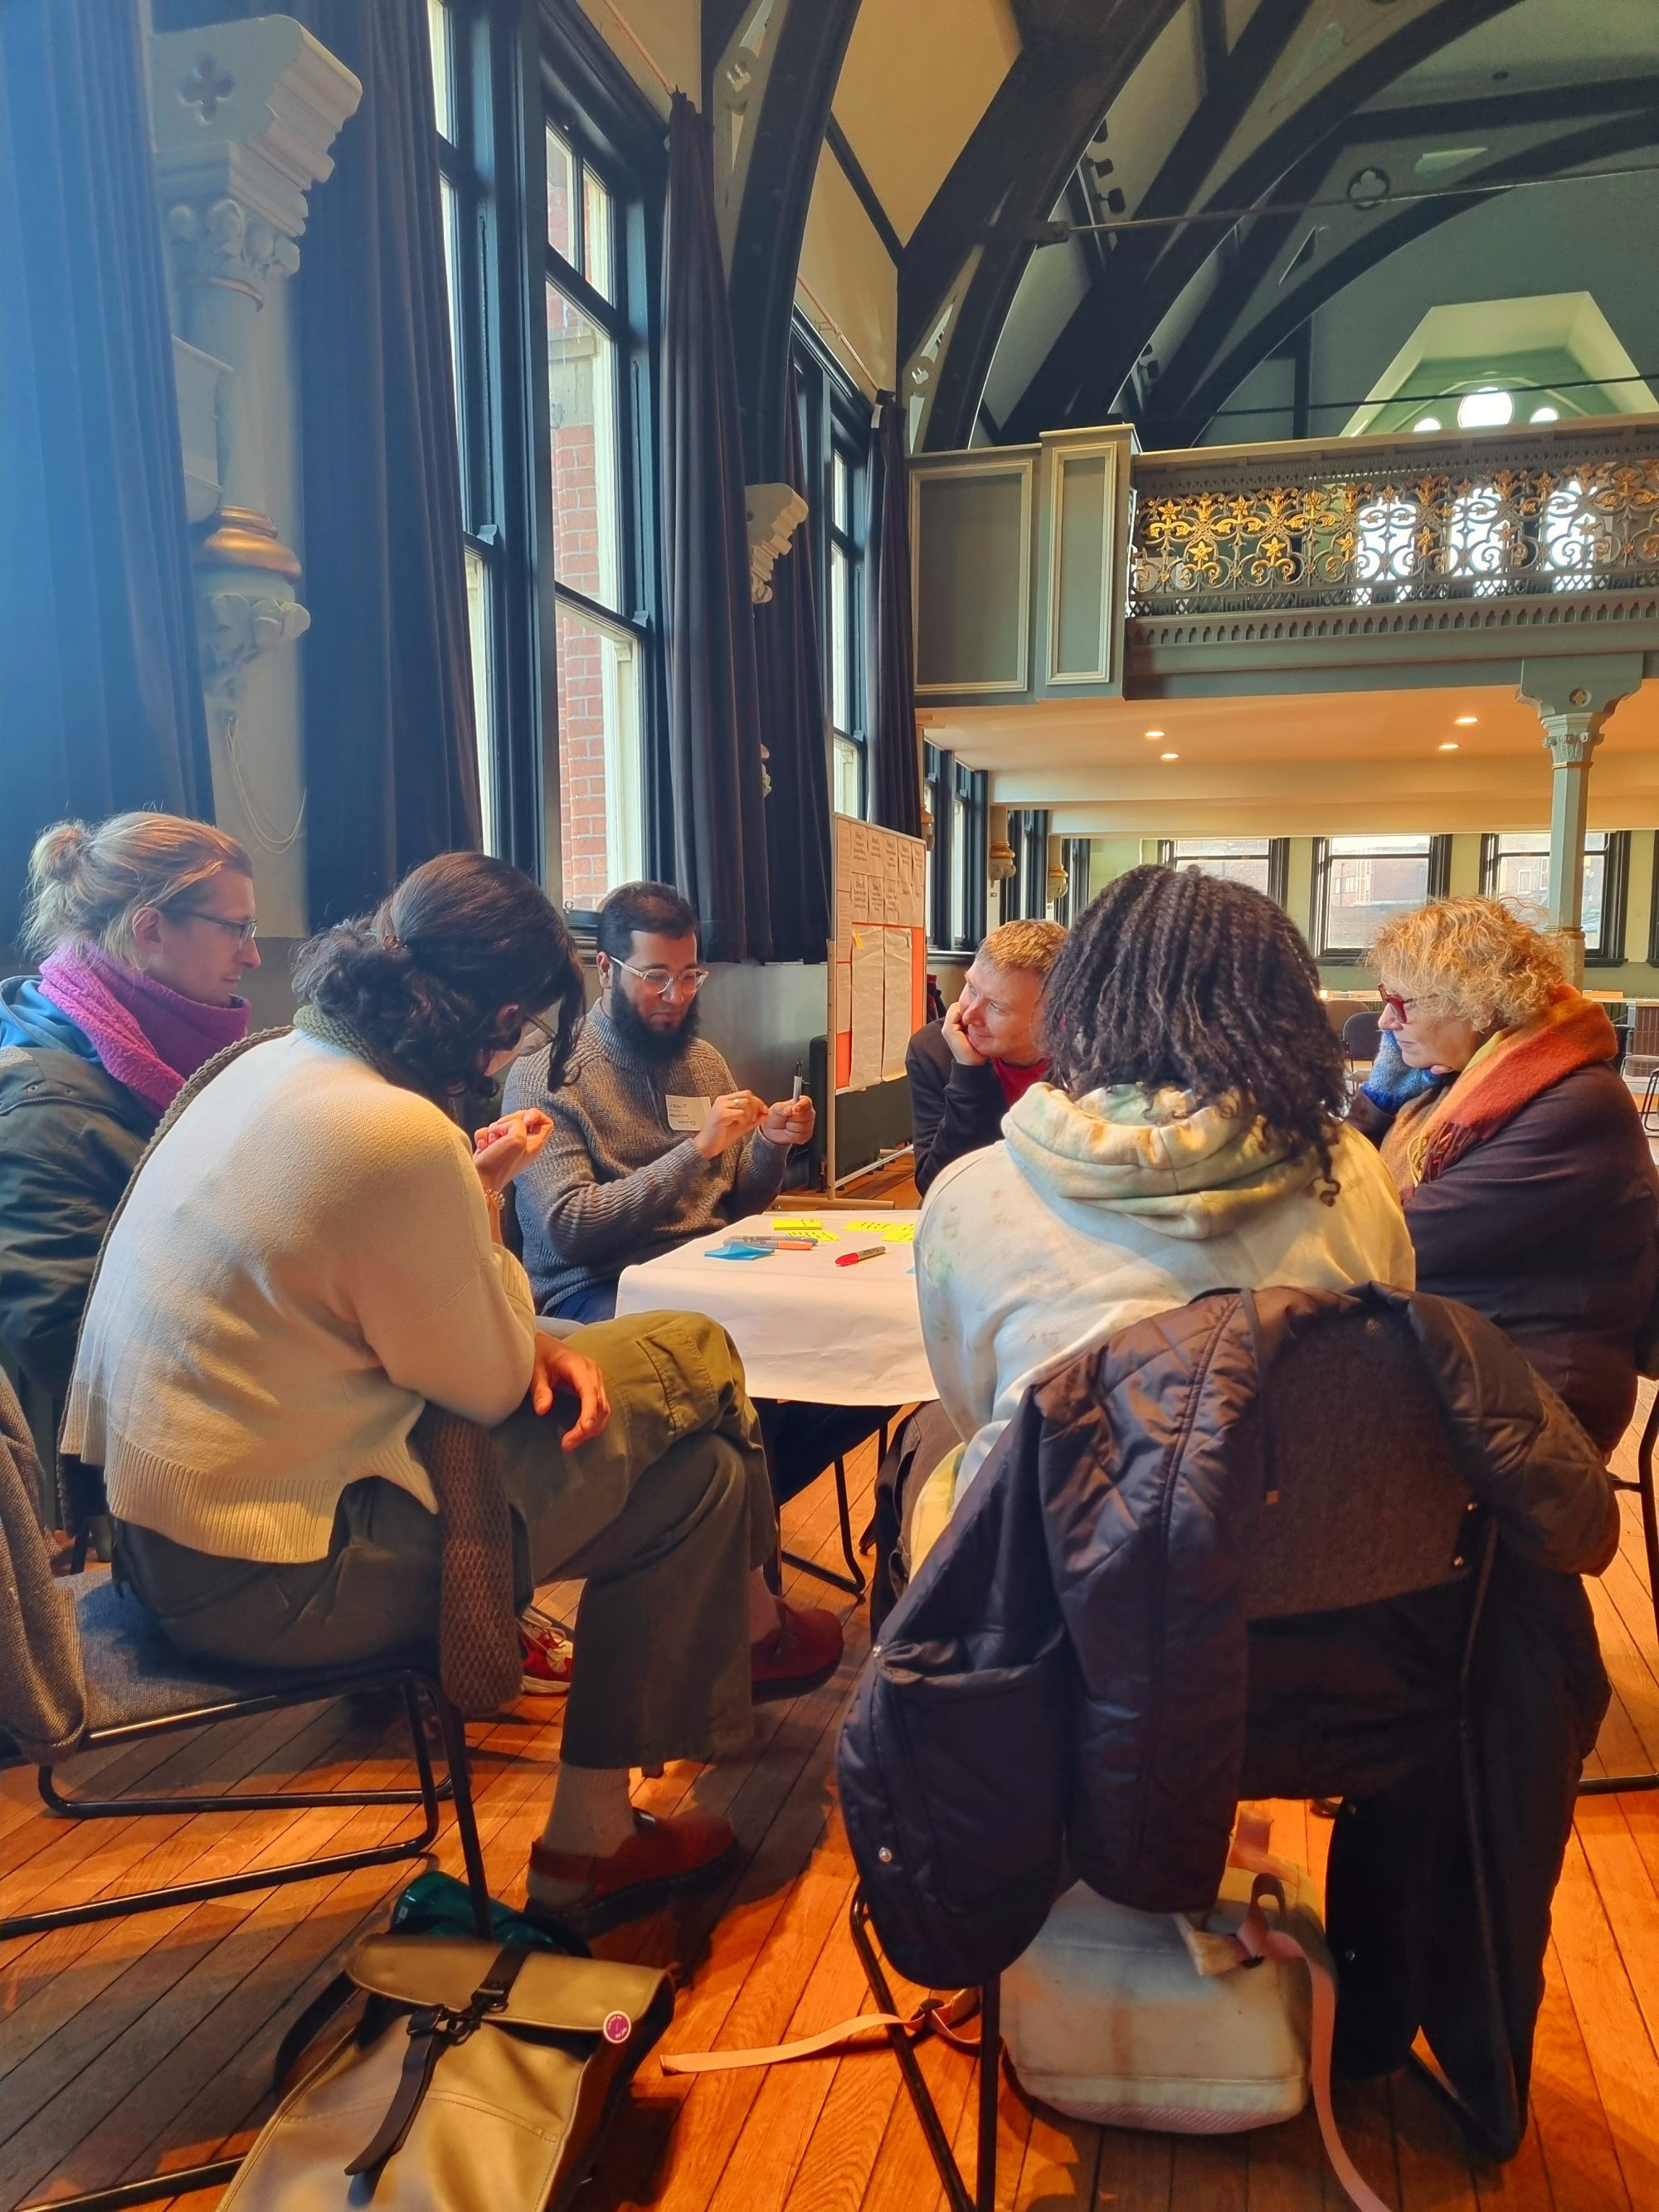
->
[914,864,1414,1556]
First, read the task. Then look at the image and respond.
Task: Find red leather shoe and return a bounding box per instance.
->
[527,1809,737,1936]
[751,1599,844,1702]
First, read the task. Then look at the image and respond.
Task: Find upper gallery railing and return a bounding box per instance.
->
[1128,417,1659,619]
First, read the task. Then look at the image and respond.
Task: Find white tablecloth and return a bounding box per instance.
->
[613,1212,935,1407]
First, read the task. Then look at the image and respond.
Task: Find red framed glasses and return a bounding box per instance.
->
[1378,989,1421,1020]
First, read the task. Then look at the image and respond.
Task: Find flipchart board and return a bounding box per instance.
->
[828,814,927,1184]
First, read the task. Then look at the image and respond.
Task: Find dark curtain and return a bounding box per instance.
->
[0,0,212,948]
[753,370,832,962]
[158,0,481,924]
[867,395,923,839]
[660,93,771,963]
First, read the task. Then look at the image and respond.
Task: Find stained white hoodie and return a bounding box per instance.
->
[916,1082,1414,1507]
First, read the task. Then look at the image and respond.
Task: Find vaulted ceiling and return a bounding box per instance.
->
[822,0,1659,451]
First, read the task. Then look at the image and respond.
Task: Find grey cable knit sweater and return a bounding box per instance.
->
[504,1004,788,1312]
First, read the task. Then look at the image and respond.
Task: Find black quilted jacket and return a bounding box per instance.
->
[838,1283,1615,2151]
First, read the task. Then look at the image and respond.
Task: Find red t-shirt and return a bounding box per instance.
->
[993,1057,1049,1109]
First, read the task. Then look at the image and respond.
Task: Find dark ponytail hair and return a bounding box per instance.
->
[1043,864,1346,1197]
[293,852,584,1108]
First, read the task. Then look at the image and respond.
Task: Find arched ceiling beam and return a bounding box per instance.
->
[1134,75,1659,442]
[1147,106,1659,443]
[709,0,864,483]
[898,0,1186,453]
[1000,0,1524,445]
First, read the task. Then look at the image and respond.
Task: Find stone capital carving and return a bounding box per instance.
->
[1539,717,1602,771]
[747,481,810,605]
[167,195,300,304]
[198,584,311,698]
[149,18,362,260]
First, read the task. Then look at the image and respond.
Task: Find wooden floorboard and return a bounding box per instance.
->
[7,1364,1659,2206]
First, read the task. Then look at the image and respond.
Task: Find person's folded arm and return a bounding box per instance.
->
[1405,1081,1626,1279]
[0,1101,144,1399]
[908,1035,1005,1198]
[915,1184,998,1446]
[345,1145,537,1428]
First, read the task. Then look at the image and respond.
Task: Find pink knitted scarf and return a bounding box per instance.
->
[36,941,249,1115]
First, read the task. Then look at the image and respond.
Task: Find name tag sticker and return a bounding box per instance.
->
[665,1094,712,1133]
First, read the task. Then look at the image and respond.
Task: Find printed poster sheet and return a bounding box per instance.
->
[849,930,885,1090]
[832,813,926,1093]
[882,926,912,1082]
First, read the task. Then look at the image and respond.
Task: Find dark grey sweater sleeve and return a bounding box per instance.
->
[504,1055,709,1267]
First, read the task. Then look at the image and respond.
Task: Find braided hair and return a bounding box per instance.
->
[1041,864,1346,1198]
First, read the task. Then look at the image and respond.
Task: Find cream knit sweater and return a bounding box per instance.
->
[61,1031,538,1563]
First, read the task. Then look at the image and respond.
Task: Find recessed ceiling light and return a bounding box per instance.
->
[1160,751,1179,761]
[1454,714,1477,725]
[1439,741,1459,751]
[1144,728,1165,740]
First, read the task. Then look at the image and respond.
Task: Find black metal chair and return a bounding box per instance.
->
[1341,1008,1382,1072]
[765,1400,893,1597]
[1579,1388,1659,1796]
[2,1390,494,2212]
[1639,1064,1659,1135]
[846,1301,1523,2209]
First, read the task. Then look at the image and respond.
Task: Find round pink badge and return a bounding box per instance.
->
[602,2010,631,2044]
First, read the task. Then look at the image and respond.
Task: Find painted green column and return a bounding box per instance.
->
[1520,657,1643,984]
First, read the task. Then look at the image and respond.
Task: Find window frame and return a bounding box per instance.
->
[923,746,987,953]
[1055,837,1092,927]
[1480,829,1628,965]
[795,323,872,821]
[1312,834,1452,964]
[1157,837,1290,907]
[539,26,662,919]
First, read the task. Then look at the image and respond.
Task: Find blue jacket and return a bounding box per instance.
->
[0,975,157,1399]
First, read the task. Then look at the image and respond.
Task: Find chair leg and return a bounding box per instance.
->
[1579,1394,1659,1796]
[848,1889,997,2212]
[781,1457,868,1599]
[426,1681,494,1937]
[3,1670,452,1942]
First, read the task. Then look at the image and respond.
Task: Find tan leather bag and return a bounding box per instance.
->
[219,1935,674,2211]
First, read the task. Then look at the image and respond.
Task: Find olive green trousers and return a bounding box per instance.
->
[113,1312,775,1767]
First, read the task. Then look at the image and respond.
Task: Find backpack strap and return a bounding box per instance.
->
[660,1987,981,2075]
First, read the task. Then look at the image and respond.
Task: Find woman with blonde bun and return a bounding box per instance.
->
[1353,893,1659,1453]
[0,812,259,1398]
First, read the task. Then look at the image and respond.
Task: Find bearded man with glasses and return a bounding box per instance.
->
[504,881,844,1693]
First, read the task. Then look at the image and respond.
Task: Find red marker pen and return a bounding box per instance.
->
[834,1246,886,1267]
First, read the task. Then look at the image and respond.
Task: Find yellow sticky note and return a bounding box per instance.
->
[842,1219,915,1243]
[770,1218,837,1241]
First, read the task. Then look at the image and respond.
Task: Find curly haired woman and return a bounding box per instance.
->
[916,864,1414,1527]
[1353,894,1659,1454]
[61,850,839,1934]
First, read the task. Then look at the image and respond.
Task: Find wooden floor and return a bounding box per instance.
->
[7,1388,1659,2207]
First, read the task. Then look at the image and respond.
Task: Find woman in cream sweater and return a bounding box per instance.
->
[64,852,837,1936]
[914,865,1414,1554]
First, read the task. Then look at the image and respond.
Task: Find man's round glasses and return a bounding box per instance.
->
[616,959,710,999]
[172,908,258,946]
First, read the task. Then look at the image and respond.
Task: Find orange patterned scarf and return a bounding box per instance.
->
[1381,984,1618,1195]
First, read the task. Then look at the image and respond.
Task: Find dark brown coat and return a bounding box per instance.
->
[1352,1062,1659,1452]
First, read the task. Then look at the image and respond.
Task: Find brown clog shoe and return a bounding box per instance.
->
[751,1599,844,1702]
[527,1808,737,1936]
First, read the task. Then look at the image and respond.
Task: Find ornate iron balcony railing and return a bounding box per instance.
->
[1128,420,1659,619]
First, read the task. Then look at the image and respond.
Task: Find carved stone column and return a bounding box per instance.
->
[148,18,360,853]
[1519,654,1643,983]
